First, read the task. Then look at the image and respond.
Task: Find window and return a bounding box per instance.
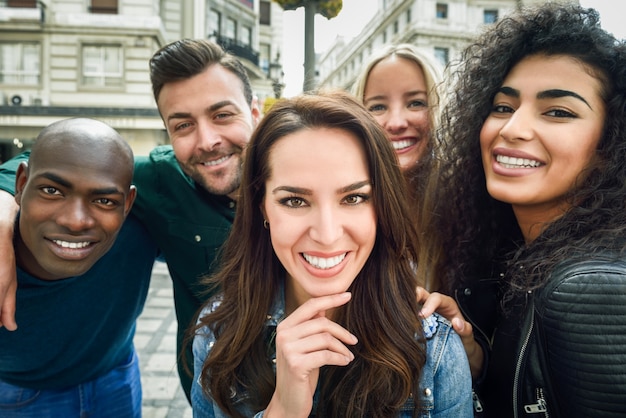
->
[393,20,399,34]
[209,9,221,37]
[90,0,118,14]
[0,42,40,85]
[7,0,37,7]
[382,29,387,43]
[484,9,498,24]
[260,1,271,25]
[436,3,448,19]
[406,8,411,24]
[434,47,449,66]
[241,26,251,47]
[260,43,270,74]
[82,45,123,87]
[225,17,236,40]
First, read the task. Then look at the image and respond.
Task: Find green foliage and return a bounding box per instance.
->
[273,0,342,19]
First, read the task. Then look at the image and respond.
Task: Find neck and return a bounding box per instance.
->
[512,202,569,243]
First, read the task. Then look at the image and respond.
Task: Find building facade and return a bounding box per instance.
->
[0,0,283,160]
[317,0,576,91]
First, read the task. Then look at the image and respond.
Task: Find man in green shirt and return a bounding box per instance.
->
[0,39,260,402]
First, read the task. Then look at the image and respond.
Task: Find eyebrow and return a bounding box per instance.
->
[38,172,124,195]
[166,100,241,123]
[364,90,427,104]
[497,86,592,109]
[272,180,371,195]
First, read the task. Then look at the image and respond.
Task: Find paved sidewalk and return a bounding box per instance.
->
[134,261,192,418]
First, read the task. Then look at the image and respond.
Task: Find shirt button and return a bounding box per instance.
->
[228,201,235,209]
[424,388,432,396]
[194,235,201,242]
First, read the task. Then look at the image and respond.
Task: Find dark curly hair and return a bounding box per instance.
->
[422,3,626,296]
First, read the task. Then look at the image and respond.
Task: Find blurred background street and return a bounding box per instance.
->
[135,261,192,418]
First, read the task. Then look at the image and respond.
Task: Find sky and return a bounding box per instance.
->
[280,0,626,97]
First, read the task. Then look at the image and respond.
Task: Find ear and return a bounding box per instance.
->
[259,201,268,222]
[251,95,261,127]
[124,185,137,217]
[14,162,29,206]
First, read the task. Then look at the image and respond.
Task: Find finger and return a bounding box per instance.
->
[281,332,356,368]
[280,292,352,328]
[278,315,358,347]
[0,279,17,331]
[415,286,431,304]
[418,292,445,317]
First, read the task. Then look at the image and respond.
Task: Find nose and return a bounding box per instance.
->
[195,120,222,152]
[56,199,95,232]
[382,106,408,134]
[498,106,535,142]
[309,205,343,246]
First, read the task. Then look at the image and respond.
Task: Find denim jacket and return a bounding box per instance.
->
[192,294,472,418]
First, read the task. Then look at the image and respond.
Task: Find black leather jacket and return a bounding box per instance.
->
[456,255,626,418]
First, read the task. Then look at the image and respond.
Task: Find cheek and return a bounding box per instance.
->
[170,137,194,160]
[408,111,430,131]
[372,114,388,130]
[479,121,497,154]
[99,213,127,237]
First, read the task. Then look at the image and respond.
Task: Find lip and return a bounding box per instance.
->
[300,251,350,278]
[490,147,545,177]
[45,237,98,261]
[389,136,419,154]
[197,153,233,169]
[493,147,543,161]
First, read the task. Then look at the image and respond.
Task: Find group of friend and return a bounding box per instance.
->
[0,3,625,417]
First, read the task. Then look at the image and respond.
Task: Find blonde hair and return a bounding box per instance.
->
[352,43,444,129]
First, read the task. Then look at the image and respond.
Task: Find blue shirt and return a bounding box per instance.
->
[192,293,473,417]
[0,215,158,389]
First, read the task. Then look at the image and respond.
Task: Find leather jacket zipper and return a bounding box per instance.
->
[472,390,484,413]
[524,388,549,417]
[513,301,534,418]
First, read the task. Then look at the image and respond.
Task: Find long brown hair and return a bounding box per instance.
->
[194,90,426,417]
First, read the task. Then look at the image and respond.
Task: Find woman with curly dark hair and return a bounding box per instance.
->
[418,3,626,417]
[190,90,472,417]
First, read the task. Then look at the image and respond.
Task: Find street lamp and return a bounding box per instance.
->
[269,57,285,99]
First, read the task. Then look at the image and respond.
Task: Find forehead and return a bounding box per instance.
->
[31,141,131,188]
[365,56,427,92]
[157,65,248,115]
[505,55,602,95]
[267,128,369,182]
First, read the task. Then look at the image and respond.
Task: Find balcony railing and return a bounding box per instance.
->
[213,34,259,66]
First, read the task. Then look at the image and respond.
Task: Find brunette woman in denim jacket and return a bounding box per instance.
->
[190,91,472,417]
[418,3,626,417]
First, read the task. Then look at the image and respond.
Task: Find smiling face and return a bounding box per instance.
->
[158,64,259,199]
[262,127,377,312]
[15,128,135,281]
[363,55,430,171]
[480,54,605,239]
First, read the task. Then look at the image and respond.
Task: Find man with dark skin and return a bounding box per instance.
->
[0,118,157,417]
[0,39,260,400]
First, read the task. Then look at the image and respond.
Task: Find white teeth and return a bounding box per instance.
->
[202,155,229,166]
[302,253,346,269]
[392,139,415,150]
[53,240,90,249]
[496,155,541,168]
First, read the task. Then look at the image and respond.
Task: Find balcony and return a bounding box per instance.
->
[213,34,259,66]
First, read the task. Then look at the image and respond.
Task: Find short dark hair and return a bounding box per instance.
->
[149,39,253,107]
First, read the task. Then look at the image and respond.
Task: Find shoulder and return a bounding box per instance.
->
[422,313,466,368]
[421,312,452,340]
[197,295,224,325]
[551,254,626,279]
[134,145,175,165]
